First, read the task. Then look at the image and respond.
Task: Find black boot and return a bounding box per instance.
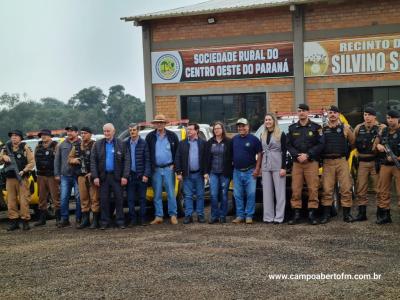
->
[320,206,331,224]
[55,209,61,227]
[89,212,100,229]
[288,209,301,225]
[354,205,367,222]
[77,212,90,229]
[22,220,30,231]
[308,209,318,225]
[6,219,19,231]
[376,208,392,225]
[343,207,354,223]
[34,210,47,227]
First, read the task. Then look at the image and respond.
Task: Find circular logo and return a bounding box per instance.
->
[17,154,21,158]
[245,142,250,147]
[45,151,49,155]
[308,131,313,136]
[394,134,398,139]
[156,54,180,80]
[304,42,329,76]
[337,128,342,133]
[86,150,90,155]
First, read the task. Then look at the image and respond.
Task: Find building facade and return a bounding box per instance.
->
[123,0,400,129]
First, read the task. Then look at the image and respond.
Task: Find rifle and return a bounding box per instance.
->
[382,141,400,169]
[4,143,23,182]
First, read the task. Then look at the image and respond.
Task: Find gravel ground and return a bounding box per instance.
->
[0,201,399,300]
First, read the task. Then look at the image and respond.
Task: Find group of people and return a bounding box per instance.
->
[1,104,399,232]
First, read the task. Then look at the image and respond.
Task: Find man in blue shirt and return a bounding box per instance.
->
[125,123,151,226]
[145,114,179,225]
[232,118,262,224]
[91,123,130,229]
[175,123,207,224]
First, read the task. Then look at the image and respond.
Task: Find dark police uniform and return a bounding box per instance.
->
[286,119,324,224]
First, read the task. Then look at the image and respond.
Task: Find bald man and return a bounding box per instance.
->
[91,123,130,229]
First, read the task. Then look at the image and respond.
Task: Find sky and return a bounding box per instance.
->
[0,0,203,103]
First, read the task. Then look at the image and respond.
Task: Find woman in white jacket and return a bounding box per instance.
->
[260,113,287,224]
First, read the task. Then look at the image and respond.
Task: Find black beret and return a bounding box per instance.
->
[8,130,24,139]
[38,129,53,137]
[328,105,340,113]
[80,127,92,134]
[364,107,376,116]
[387,110,400,118]
[65,125,78,131]
[298,103,310,111]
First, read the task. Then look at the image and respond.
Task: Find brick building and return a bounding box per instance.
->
[122,0,400,130]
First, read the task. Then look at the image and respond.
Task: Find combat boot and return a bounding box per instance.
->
[343,207,354,223]
[90,212,100,229]
[22,220,30,231]
[376,208,392,225]
[320,206,331,224]
[288,208,301,225]
[308,209,318,225]
[6,219,19,231]
[77,212,90,229]
[34,210,47,227]
[354,205,367,222]
[55,209,61,227]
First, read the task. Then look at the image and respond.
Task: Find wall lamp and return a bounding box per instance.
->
[207,17,216,24]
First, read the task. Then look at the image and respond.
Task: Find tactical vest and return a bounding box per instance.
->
[75,140,94,175]
[4,142,28,178]
[323,124,347,157]
[35,141,57,176]
[381,127,400,159]
[355,124,379,155]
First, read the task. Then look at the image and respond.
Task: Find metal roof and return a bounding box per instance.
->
[121,0,325,23]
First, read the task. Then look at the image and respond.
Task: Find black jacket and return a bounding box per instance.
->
[91,138,130,181]
[124,137,151,178]
[145,129,179,171]
[204,137,233,178]
[175,138,206,177]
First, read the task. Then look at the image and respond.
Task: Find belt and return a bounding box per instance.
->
[358,156,376,162]
[323,155,345,159]
[238,165,255,172]
[156,163,173,168]
[190,170,200,173]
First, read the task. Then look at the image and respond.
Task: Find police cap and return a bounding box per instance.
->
[387,110,400,118]
[298,103,310,111]
[8,130,23,139]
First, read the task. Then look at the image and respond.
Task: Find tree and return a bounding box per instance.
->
[0,93,20,110]
[68,86,106,110]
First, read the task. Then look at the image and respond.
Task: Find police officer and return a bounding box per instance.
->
[374,110,400,224]
[0,130,35,231]
[287,104,324,225]
[353,108,385,221]
[68,127,99,229]
[34,129,60,227]
[321,105,355,223]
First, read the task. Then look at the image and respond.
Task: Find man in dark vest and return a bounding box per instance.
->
[125,123,151,226]
[374,110,400,224]
[34,129,60,227]
[353,108,385,221]
[0,130,35,231]
[321,105,355,224]
[68,127,99,229]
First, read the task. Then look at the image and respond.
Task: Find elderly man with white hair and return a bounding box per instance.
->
[91,123,130,229]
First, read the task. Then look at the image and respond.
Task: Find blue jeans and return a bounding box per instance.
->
[127,172,148,223]
[233,168,256,219]
[209,173,230,219]
[60,175,81,221]
[183,172,205,217]
[152,166,177,217]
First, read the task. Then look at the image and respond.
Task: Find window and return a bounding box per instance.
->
[338,86,400,127]
[181,93,266,132]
